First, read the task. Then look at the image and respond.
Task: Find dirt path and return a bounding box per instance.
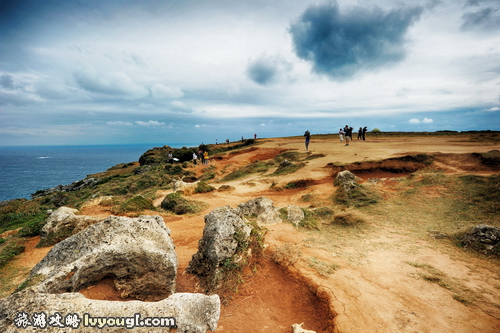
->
[3,134,500,332]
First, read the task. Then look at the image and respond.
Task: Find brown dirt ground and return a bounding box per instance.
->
[4,134,500,333]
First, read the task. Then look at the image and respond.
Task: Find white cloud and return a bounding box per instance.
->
[170,100,192,113]
[135,120,166,127]
[74,66,149,98]
[107,121,133,126]
[486,106,500,112]
[409,117,433,124]
[151,84,184,99]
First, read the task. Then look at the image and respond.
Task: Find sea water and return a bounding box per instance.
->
[0,144,181,202]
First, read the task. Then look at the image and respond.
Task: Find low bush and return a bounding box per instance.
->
[160,192,205,215]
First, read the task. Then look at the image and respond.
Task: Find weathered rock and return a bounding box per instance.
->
[237,197,282,226]
[334,170,361,185]
[287,205,304,227]
[0,290,220,333]
[187,206,251,292]
[461,224,500,254]
[334,170,361,192]
[31,177,101,198]
[39,207,106,245]
[173,180,199,196]
[30,215,178,301]
[292,323,316,333]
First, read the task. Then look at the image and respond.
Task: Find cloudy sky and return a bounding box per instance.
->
[1,0,499,146]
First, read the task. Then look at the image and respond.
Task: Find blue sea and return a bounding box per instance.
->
[0,144,183,202]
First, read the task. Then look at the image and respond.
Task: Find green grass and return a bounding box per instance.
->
[0,240,25,269]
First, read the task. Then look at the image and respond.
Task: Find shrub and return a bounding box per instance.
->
[161,192,204,215]
[195,181,216,193]
[332,211,366,226]
[333,183,380,207]
[0,240,25,268]
[285,179,315,189]
[119,195,155,213]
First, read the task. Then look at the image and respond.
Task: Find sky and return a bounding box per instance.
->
[1,0,499,146]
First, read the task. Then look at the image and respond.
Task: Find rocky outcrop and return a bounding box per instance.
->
[334,170,361,191]
[187,206,251,293]
[31,177,101,198]
[30,215,178,301]
[287,205,304,227]
[39,207,105,246]
[461,224,500,255]
[173,180,199,196]
[0,290,220,333]
[237,197,282,226]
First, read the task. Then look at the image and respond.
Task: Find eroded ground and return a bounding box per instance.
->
[3,134,500,333]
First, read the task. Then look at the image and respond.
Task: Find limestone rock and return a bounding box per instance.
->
[187,206,251,292]
[31,177,101,198]
[30,215,178,301]
[287,205,304,227]
[461,224,500,254]
[334,170,361,192]
[237,196,282,226]
[173,180,199,196]
[0,290,220,333]
[39,207,105,245]
[292,323,316,333]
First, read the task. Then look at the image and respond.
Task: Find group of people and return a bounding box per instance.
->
[303,126,368,150]
[339,126,368,146]
[192,150,209,165]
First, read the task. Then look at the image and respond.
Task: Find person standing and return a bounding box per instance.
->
[357,127,363,140]
[192,152,198,165]
[204,151,209,165]
[344,125,351,146]
[200,150,205,165]
[304,130,311,151]
[363,126,368,140]
[339,128,344,142]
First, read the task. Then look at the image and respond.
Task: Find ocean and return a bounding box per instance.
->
[0,144,184,202]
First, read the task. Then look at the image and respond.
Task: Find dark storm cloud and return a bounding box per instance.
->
[246,55,292,85]
[289,1,423,79]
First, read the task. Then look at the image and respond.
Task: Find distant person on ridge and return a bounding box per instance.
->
[304,130,311,151]
[344,125,351,146]
[363,126,368,140]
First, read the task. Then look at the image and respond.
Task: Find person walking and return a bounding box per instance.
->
[339,128,344,142]
[304,130,311,151]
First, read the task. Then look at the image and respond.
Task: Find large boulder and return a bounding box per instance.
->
[0,290,220,333]
[30,215,178,301]
[39,207,106,246]
[237,196,282,226]
[187,206,251,292]
[461,224,500,255]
